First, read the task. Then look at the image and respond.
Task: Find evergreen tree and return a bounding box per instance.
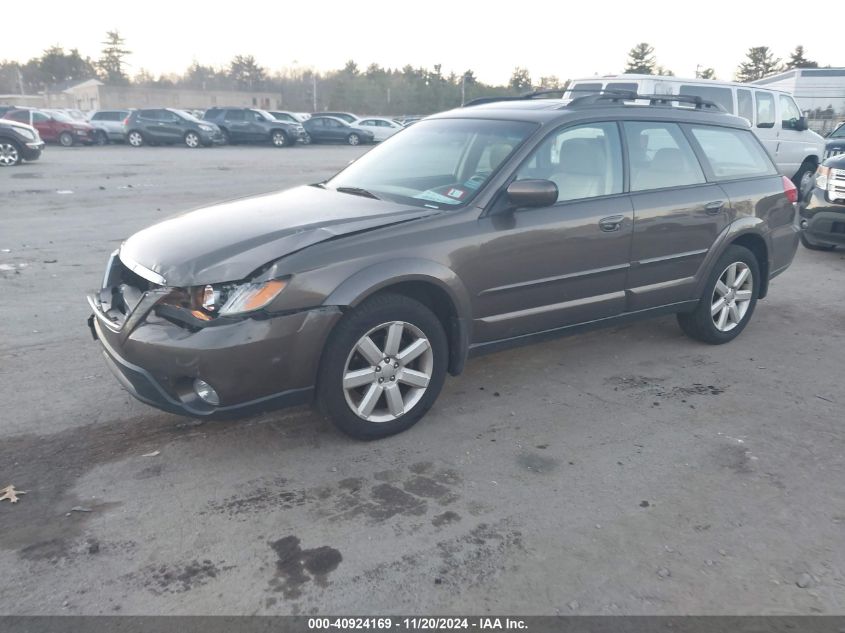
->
[97,30,131,84]
[785,45,818,69]
[228,55,265,89]
[624,43,656,75]
[508,67,532,92]
[735,47,781,82]
[698,67,716,79]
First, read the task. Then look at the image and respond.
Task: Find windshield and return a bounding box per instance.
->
[831,125,845,139]
[255,109,275,121]
[50,111,74,123]
[327,118,537,209]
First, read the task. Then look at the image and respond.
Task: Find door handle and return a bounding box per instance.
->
[704,200,725,215]
[598,215,625,232]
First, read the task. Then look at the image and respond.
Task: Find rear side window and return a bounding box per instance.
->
[225,110,245,121]
[569,82,602,97]
[624,121,705,191]
[7,110,28,122]
[516,122,623,202]
[755,92,775,128]
[737,89,753,124]
[688,126,776,179]
[679,85,734,114]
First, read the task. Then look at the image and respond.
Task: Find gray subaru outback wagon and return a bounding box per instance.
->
[88,92,800,439]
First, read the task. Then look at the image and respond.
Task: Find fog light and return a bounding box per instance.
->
[801,219,808,229]
[193,378,220,406]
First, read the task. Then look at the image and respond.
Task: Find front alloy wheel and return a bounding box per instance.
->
[343,321,434,423]
[318,293,448,439]
[272,131,287,147]
[0,141,21,166]
[184,131,200,148]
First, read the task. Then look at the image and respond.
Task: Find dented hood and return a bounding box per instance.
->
[120,185,436,286]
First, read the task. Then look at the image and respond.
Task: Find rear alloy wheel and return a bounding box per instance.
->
[127,131,144,147]
[271,131,288,147]
[800,232,836,251]
[317,293,448,439]
[58,131,74,147]
[184,131,201,148]
[347,133,360,146]
[677,244,760,344]
[0,141,22,166]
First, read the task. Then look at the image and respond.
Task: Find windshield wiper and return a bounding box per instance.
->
[335,186,381,200]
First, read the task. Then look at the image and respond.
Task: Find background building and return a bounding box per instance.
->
[43,79,283,112]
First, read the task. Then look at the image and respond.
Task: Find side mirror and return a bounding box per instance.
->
[794,117,809,132]
[506,179,558,209]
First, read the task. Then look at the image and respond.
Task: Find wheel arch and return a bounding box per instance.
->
[697,219,770,300]
[324,260,472,375]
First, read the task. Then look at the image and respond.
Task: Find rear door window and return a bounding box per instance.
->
[688,125,777,179]
[737,89,753,124]
[679,85,734,113]
[623,121,706,191]
[755,92,775,128]
[225,110,245,122]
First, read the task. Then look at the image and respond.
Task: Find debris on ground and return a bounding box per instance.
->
[142,450,160,457]
[657,567,671,579]
[796,573,815,589]
[67,506,93,515]
[0,485,27,503]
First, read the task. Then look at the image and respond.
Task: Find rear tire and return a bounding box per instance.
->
[800,232,836,251]
[793,161,817,202]
[677,244,760,345]
[317,293,448,440]
[58,131,74,147]
[127,131,144,147]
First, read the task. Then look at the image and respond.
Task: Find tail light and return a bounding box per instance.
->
[782,176,798,204]
[122,116,130,126]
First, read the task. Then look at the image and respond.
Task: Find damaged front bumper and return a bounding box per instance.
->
[87,281,341,418]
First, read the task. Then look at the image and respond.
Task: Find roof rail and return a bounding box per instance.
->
[567,90,726,112]
[462,88,566,107]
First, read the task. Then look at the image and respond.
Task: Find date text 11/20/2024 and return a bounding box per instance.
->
[307,618,528,630]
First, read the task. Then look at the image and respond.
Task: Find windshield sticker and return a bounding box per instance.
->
[414,190,460,205]
[446,188,466,200]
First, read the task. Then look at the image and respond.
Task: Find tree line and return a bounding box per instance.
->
[0,32,836,115]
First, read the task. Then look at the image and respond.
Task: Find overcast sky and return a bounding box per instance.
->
[2,0,841,84]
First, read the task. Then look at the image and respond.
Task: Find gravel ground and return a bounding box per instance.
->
[1,144,844,616]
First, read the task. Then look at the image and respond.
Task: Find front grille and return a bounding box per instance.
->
[830,168,845,201]
[98,255,162,325]
[825,148,845,159]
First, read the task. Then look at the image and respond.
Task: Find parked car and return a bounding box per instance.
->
[355,117,404,141]
[87,91,799,439]
[202,108,306,147]
[88,109,133,145]
[302,116,374,145]
[268,111,306,124]
[3,108,95,146]
[799,154,845,250]
[0,119,44,166]
[124,109,224,148]
[563,75,826,191]
[823,122,845,159]
[314,111,359,124]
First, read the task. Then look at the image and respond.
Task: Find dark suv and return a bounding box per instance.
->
[125,109,223,148]
[800,153,845,250]
[87,92,799,439]
[0,118,44,166]
[202,108,306,147]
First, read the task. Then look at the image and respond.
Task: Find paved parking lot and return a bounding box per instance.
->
[1,145,844,615]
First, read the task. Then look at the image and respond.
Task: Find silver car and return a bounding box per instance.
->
[88,109,133,145]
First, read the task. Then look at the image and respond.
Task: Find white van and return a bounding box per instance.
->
[562,74,826,189]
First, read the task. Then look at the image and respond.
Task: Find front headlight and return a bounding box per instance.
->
[198,279,288,316]
[816,166,829,191]
[199,124,214,132]
[15,127,36,141]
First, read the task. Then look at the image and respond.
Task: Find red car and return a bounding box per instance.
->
[2,108,95,147]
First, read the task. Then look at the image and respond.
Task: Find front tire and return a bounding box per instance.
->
[184,131,201,148]
[800,232,836,251]
[58,131,74,147]
[317,293,448,440]
[271,130,288,148]
[347,133,360,146]
[677,245,760,344]
[0,140,22,166]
